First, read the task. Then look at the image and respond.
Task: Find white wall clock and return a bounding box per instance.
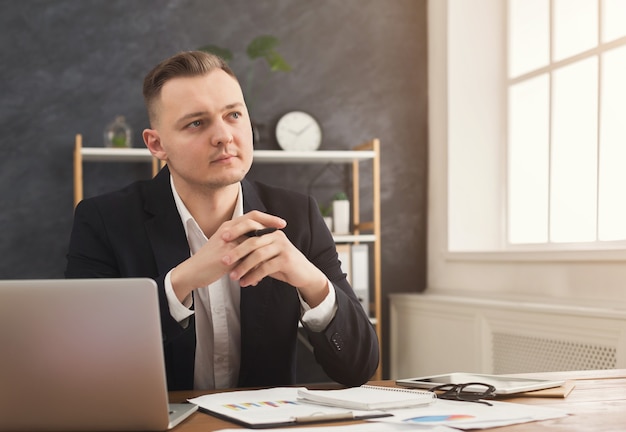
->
[275,111,322,151]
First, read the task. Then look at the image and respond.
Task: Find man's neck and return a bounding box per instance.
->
[174,179,240,237]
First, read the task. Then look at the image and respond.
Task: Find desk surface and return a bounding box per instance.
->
[169,369,626,431]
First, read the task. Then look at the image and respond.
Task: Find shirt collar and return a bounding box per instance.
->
[170,175,244,239]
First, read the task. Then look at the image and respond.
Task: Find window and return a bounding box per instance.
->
[508,0,626,245]
[428,0,626,302]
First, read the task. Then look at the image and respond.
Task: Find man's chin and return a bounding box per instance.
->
[204,172,247,189]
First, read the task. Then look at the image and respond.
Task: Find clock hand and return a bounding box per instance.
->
[281,128,299,135]
[295,123,312,136]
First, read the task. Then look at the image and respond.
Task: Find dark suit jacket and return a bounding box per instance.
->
[65,166,379,390]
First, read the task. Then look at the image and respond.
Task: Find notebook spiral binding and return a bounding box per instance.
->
[361,385,437,399]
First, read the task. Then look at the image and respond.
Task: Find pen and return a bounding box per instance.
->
[245,227,278,237]
[294,411,391,424]
[294,412,355,423]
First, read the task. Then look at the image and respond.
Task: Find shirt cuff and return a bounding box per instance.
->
[299,278,338,332]
[165,269,195,323]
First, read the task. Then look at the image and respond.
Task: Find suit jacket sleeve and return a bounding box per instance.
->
[300,199,380,386]
[247,181,379,386]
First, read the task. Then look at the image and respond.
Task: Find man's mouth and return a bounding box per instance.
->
[212,153,236,163]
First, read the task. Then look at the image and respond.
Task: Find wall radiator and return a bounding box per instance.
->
[389,292,626,379]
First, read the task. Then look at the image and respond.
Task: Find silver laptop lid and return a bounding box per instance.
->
[0,278,173,431]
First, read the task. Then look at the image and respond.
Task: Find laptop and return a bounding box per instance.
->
[0,278,197,431]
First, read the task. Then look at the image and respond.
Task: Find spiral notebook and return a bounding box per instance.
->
[297,385,436,410]
[188,387,391,429]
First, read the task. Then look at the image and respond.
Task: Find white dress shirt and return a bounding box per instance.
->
[164,177,337,389]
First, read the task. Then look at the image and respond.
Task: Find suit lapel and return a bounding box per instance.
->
[242,179,267,213]
[239,179,275,354]
[142,166,191,275]
[241,179,276,328]
[142,175,265,276]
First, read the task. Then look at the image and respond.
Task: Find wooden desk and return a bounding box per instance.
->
[169,369,626,431]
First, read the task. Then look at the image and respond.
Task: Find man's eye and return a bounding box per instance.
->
[230,112,241,119]
[188,120,202,128]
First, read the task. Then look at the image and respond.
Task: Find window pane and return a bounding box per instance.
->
[602,0,626,42]
[551,57,598,242]
[598,45,626,240]
[508,0,549,77]
[508,75,550,243]
[554,0,598,61]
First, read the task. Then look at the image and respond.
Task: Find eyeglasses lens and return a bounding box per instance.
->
[429,382,496,405]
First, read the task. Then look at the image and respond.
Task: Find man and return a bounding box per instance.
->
[65,51,379,391]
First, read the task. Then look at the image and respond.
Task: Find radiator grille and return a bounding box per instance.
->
[492,332,617,373]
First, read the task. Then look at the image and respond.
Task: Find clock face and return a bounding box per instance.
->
[275,111,322,151]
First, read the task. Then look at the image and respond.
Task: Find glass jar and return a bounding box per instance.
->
[104,116,132,148]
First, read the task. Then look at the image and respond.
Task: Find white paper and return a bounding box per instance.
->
[192,387,568,430]
[371,398,569,429]
[217,423,456,432]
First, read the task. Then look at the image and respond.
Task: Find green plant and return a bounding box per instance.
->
[199,35,291,112]
[333,192,349,201]
[320,202,332,217]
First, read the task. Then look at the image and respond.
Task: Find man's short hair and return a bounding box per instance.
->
[143,51,237,124]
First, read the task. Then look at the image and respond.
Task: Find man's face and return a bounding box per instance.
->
[151,69,254,191]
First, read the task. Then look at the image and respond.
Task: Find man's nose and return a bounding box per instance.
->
[209,119,233,146]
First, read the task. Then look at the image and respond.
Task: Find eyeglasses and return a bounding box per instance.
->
[429,382,496,406]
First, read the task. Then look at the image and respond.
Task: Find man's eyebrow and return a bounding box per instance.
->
[178,111,207,121]
[176,111,208,124]
[175,102,245,125]
[224,102,245,110]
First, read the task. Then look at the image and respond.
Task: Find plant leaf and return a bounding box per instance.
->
[333,192,349,201]
[246,35,280,59]
[246,35,279,59]
[198,44,234,62]
[265,50,292,72]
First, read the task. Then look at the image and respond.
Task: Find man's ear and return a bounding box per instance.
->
[143,129,167,161]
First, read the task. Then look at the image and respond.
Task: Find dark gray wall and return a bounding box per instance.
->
[0,0,427,378]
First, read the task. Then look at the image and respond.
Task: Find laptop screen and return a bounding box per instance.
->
[0,278,176,431]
